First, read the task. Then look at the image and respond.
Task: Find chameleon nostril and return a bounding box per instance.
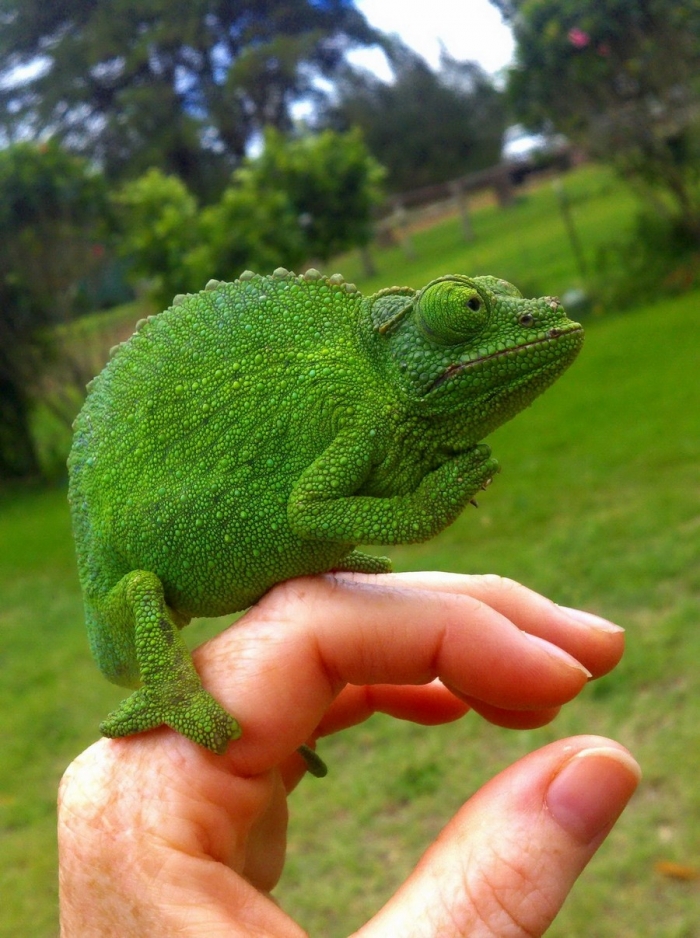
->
[548,327,562,338]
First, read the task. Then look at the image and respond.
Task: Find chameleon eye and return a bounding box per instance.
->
[415,282,489,345]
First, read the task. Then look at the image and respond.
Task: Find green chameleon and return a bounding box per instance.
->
[68,268,583,773]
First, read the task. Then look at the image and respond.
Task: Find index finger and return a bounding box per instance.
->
[344,571,625,678]
[193,573,613,775]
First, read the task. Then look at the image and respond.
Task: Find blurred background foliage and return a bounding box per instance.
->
[0,0,699,482]
[0,0,700,479]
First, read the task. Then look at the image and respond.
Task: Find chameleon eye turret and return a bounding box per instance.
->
[414,278,491,345]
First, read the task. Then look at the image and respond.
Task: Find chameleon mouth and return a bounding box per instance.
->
[429,324,584,392]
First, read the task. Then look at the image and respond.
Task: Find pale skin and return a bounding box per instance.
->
[58,572,640,937]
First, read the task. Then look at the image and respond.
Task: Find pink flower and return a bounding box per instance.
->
[568,27,590,48]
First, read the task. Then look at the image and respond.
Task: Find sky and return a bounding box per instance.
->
[348,0,515,78]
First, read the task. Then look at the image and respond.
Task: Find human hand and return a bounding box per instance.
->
[59,572,639,937]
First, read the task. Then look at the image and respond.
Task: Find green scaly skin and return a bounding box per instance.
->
[68,268,584,769]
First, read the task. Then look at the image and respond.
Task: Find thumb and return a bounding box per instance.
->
[355,736,640,938]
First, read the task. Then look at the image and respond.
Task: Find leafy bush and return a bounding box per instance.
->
[0,140,111,317]
[247,127,385,261]
[113,169,203,307]
[114,129,385,307]
[0,140,111,479]
[199,170,306,282]
[595,210,700,310]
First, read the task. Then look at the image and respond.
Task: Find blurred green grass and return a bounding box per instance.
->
[1,164,699,936]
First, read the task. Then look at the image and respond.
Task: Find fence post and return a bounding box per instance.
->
[450,180,474,242]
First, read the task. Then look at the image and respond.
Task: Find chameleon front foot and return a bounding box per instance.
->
[100,684,241,755]
[333,549,393,574]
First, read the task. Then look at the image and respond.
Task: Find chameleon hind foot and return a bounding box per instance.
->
[100,683,240,755]
[102,689,327,775]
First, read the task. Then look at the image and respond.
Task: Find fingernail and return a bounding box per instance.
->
[522,631,593,677]
[546,747,641,843]
[557,605,624,633]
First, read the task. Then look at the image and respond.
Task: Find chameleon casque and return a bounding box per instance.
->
[68,268,583,771]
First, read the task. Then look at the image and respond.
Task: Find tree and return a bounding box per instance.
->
[243,127,385,261]
[115,166,306,308]
[492,0,700,239]
[0,0,379,200]
[114,169,202,301]
[0,142,110,478]
[319,41,506,192]
[115,129,384,307]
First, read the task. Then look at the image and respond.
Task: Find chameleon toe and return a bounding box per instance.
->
[162,688,241,754]
[99,687,164,739]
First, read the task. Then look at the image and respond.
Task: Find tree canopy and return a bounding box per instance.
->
[0,0,379,198]
[319,40,506,192]
[492,0,700,236]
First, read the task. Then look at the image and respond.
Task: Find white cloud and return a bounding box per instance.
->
[352,0,515,75]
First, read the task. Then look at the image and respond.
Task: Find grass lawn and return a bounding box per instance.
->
[1,164,699,936]
[336,163,639,301]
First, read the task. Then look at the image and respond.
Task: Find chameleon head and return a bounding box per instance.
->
[367,274,584,442]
